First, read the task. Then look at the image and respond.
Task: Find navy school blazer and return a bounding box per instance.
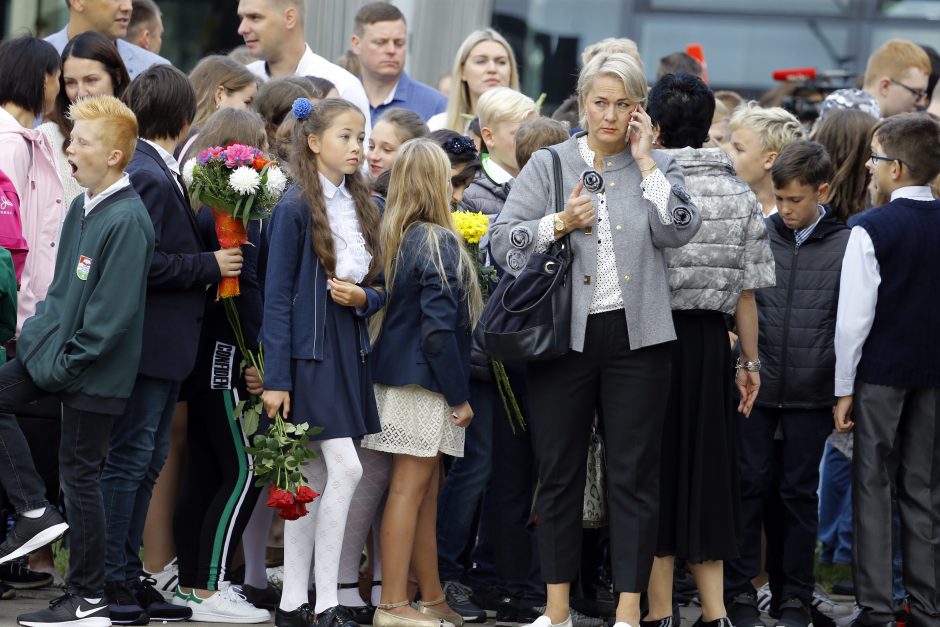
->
[370,224,472,407]
[260,185,385,392]
[126,141,220,382]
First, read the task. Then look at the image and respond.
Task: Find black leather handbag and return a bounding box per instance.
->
[480,147,572,362]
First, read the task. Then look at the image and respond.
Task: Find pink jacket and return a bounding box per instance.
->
[0,108,66,334]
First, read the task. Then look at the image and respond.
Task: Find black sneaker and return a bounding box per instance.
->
[641,616,675,627]
[276,602,316,627]
[17,590,110,626]
[443,581,486,623]
[132,576,192,622]
[0,581,15,600]
[727,591,766,627]
[775,597,812,627]
[243,582,282,611]
[0,509,69,565]
[496,598,543,623]
[0,559,53,589]
[692,617,734,627]
[104,580,149,625]
[316,605,360,627]
[469,582,507,618]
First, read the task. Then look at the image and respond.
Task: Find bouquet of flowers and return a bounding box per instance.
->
[184,143,288,297]
[452,210,525,433]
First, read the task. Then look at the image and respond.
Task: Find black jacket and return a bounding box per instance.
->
[127,142,220,382]
[755,211,850,409]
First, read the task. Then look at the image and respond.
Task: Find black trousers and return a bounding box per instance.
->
[852,381,940,627]
[724,405,831,605]
[526,310,672,593]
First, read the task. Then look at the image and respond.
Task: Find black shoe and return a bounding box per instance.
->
[0,581,15,600]
[831,581,854,597]
[641,616,675,627]
[316,605,360,627]
[496,598,543,623]
[104,580,149,625]
[692,617,734,627]
[17,590,109,626]
[0,509,68,565]
[132,576,192,622]
[341,604,376,624]
[468,582,506,618]
[277,603,317,627]
[727,591,766,627]
[775,598,812,627]
[243,582,283,611]
[0,559,53,589]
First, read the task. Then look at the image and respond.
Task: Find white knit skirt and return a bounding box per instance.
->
[361,384,465,457]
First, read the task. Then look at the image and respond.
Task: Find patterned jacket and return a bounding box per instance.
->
[663,147,775,314]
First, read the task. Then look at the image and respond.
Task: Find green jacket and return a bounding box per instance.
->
[0,248,16,363]
[17,185,155,414]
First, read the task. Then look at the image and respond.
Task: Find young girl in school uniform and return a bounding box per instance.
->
[262,97,385,627]
[361,139,482,627]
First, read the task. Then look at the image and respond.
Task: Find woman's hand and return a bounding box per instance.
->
[328,278,367,308]
[561,180,596,231]
[263,389,290,419]
[628,104,656,167]
[244,366,264,396]
[450,401,473,428]
[736,369,760,417]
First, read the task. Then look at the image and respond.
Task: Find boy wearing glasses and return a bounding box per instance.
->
[818,39,930,123]
[834,113,940,627]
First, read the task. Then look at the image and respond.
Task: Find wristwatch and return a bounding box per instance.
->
[554,213,567,234]
[736,358,762,372]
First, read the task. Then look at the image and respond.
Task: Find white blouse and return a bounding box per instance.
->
[320,173,371,284]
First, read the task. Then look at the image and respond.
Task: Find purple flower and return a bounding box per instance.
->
[224,144,257,168]
[197,146,225,165]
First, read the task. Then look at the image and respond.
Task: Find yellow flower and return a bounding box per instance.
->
[452,210,489,245]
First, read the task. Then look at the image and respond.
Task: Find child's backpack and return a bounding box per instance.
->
[0,168,28,282]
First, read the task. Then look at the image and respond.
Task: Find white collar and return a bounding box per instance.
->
[890,186,934,202]
[319,172,351,200]
[483,154,513,184]
[379,79,401,106]
[142,138,181,175]
[84,174,131,215]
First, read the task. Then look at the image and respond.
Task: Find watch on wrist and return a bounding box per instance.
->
[554,213,567,233]
[736,358,762,372]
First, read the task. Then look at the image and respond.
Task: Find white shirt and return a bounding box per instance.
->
[833,185,935,396]
[84,174,131,216]
[320,173,371,284]
[142,139,183,196]
[482,154,513,185]
[248,45,372,145]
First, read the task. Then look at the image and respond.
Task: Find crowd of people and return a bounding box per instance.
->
[0,1,939,627]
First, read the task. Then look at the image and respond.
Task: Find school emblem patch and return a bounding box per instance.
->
[76,255,92,281]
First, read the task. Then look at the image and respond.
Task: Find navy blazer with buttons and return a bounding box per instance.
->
[371,224,472,406]
[261,185,385,392]
[127,141,220,382]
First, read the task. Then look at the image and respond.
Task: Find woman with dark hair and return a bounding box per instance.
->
[41,31,131,205]
[429,129,482,207]
[644,72,774,627]
[0,35,64,324]
[811,109,878,222]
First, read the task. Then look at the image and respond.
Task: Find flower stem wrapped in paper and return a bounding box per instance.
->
[184,143,288,298]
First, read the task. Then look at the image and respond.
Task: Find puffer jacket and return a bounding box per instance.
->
[461,169,510,217]
[664,147,775,314]
[756,211,850,409]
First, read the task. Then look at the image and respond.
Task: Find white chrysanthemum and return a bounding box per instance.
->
[228,166,261,196]
[182,158,197,188]
[265,166,287,197]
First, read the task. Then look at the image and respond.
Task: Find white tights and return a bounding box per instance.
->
[336,443,391,607]
[279,437,362,613]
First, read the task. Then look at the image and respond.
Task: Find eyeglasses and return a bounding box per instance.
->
[870,153,915,172]
[890,78,928,102]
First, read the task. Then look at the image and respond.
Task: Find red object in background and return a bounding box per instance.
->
[212,209,247,298]
[772,67,818,82]
[686,43,708,83]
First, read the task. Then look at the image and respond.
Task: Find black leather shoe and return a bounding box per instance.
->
[727,592,764,627]
[342,604,376,624]
[243,583,282,611]
[317,605,361,627]
[276,602,317,627]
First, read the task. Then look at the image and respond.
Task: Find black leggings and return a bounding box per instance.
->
[174,387,264,590]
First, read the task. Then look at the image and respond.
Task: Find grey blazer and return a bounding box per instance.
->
[490,133,701,352]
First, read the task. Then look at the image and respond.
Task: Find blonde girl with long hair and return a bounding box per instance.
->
[428,29,519,133]
[261,97,385,627]
[362,139,482,627]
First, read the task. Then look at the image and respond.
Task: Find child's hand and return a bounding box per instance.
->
[215,247,244,278]
[263,389,290,419]
[450,401,473,428]
[834,396,854,433]
[328,278,367,308]
[244,366,264,396]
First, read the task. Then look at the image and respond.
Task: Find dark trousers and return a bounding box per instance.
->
[101,374,179,583]
[724,405,831,605]
[852,381,940,627]
[0,358,112,596]
[175,388,263,590]
[526,310,672,593]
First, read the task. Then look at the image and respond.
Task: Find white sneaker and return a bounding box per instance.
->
[813,584,853,618]
[525,615,574,627]
[187,582,270,623]
[144,557,179,600]
[757,583,772,615]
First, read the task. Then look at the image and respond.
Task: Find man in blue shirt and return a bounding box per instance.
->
[350,2,447,123]
[45,0,170,79]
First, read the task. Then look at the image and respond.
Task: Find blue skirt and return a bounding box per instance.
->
[289,297,381,441]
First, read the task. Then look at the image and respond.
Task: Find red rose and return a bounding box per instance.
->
[295,485,319,504]
[266,485,294,510]
[279,498,309,520]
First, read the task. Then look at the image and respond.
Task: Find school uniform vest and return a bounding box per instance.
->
[855,197,940,388]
